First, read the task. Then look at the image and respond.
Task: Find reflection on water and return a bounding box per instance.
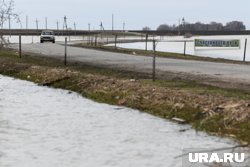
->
[0,75,241,167]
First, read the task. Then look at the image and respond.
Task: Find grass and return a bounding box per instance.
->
[1,48,250,145]
[144,79,250,99]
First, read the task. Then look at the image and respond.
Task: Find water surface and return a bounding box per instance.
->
[0,75,237,167]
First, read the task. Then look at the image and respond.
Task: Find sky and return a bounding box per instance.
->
[7,0,250,30]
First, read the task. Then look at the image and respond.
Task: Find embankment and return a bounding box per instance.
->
[0,49,250,145]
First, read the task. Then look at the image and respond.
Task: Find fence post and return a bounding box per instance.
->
[64,37,67,65]
[95,35,97,46]
[19,35,22,58]
[184,41,187,56]
[145,33,148,51]
[152,40,156,82]
[243,38,247,62]
[91,36,93,46]
[115,35,118,49]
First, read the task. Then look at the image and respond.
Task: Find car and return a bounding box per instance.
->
[40,31,55,43]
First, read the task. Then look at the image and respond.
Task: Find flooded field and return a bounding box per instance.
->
[4,35,250,61]
[0,75,241,167]
[108,35,250,61]
[3,35,85,44]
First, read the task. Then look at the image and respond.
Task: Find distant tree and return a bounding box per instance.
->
[0,0,19,47]
[208,22,223,31]
[157,20,246,31]
[224,21,246,31]
[157,24,172,31]
[142,26,151,31]
[193,22,206,31]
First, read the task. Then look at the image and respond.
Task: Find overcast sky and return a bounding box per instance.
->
[10,0,250,30]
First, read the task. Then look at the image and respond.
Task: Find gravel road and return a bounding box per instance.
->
[9,43,250,87]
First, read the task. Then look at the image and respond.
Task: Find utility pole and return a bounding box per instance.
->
[88,23,91,32]
[35,18,39,30]
[26,15,28,30]
[56,21,59,30]
[182,17,185,31]
[74,22,76,35]
[88,23,91,44]
[63,16,68,30]
[123,22,125,32]
[45,17,47,30]
[62,16,68,36]
[112,13,114,32]
[100,21,103,31]
[18,18,22,29]
[178,18,180,35]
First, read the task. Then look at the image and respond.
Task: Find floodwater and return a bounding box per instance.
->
[108,35,250,61]
[3,35,85,44]
[0,75,243,167]
[4,35,250,61]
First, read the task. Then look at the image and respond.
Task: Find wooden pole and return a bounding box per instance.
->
[243,38,247,62]
[95,35,97,46]
[19,35,22,58]
[184,41,187,56]
[64,37,67,65]
[112,14,114,32]
[91,36,93,46]
[145,33,148,51]
[115,35,118,49]
[88,23,91,45]
[152,40,156,82]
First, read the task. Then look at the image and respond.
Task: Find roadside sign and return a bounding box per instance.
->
[195,39,240,48]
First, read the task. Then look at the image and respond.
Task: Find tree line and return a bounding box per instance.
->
[156,21,246,31]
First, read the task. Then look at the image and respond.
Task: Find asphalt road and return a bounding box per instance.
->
[10,43,250,85]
